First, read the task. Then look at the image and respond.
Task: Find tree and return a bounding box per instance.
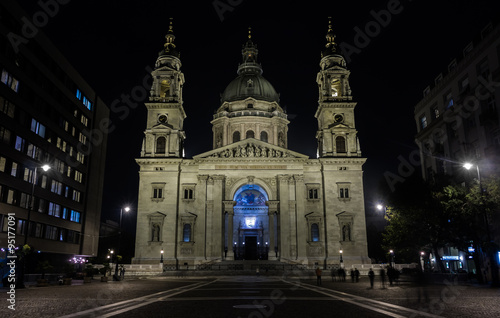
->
[383,175,500,276]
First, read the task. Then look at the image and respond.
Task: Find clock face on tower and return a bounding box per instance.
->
[158,114,168,124]
[334,114,344,123]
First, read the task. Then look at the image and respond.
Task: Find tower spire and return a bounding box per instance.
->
[322,17,338,57]
[159,17,179,57]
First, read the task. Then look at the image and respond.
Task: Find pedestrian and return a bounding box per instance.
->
[331,268,336,282]
[316,267,322,286]
[341,268,346,281]
[368,268,375,288]
[380,268,386,288]
[120,266,125,279]
[350,268,355,282]
[354,268,360,282]
[387,266,394,286]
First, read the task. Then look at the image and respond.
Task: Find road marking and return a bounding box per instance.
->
[283,280,445,318]
[57,279,218,318]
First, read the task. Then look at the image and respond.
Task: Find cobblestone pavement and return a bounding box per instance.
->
[301,276,500,318]
[1,275,499,317]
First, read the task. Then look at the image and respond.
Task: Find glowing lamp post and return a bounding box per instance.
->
[339,249,343,268]
[160,249,164,264]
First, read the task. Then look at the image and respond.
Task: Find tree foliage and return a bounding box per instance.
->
[382,176,500,271]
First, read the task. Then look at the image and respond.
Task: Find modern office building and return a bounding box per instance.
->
[133,21,369,268]
[414,20,500,274]
[0,2,109,266]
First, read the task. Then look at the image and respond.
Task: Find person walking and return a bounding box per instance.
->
[316,267,322,286]
[380,268,386,288]
[368,268,375,288]
[354,268,360,282]
[350,268,355,282]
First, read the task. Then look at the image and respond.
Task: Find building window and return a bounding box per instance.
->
[45,225,58,240]
[0,156,6,172]
[233,131,240,143]
[76,89,82,100]
[70,210,81,223]
[38,198,46,213]
[153,188,163,198]
[444,92,454,109]
[14,136,25,152]
[338,183,351,200]
[74,171,83,183]
[23,167,34,183]
[184,188,194,200]
[82,96,92,111]
[72,190,81,202]
[48,202,61,217]
[183,224,191,242]
[1,69,20,92]
[156,137,166,154]
[432,105,440,119]
[420,115,428,129]
[308,188,319,199]
[80,115,89,127]
[260,131,268,142]
[0,127,11,144]
[246,130,255,139]
[336,136,346,153]
[306,184,320,200]
[10,162,18,177]
[311,223,320,242]
[342,223,352,241]
[51,180,63,195]
[0,96,15,118]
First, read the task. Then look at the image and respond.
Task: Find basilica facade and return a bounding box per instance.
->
[133,20,369,268]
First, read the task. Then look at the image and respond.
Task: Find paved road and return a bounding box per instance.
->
[2,275,500,317]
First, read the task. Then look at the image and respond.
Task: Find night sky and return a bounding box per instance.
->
[18,0,499,249]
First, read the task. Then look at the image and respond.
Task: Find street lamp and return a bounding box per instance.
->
[160,249,164,264]
[24,164,51,245]
[389,249,395,267]
[339,249,343,268]
[420,251,425,272]
[463,162,499,287]
[18,164,50,289]
[115,206,130,278]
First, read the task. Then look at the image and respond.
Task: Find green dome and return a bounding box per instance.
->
[221,74,279,103]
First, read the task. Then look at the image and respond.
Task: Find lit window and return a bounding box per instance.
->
[183,224,191,242]
[0,126,11,144]
[420,116,428,129]
[70,210,81,223]
[72,190,81,202]
[1,69,20,92]
[0,156,6,172]
[311,223,320,242]
[76,89,82,100]
[14,136,25,152]
[11,162,18,177]
[51,180,63,195]
[74,171,83,183]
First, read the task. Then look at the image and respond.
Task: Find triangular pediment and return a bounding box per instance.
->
[328,122,350,129]
[193,138,309,159]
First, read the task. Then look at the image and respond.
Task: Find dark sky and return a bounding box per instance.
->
[19,0,499,232]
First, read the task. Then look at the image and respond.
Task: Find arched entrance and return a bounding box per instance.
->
[231,184,269,260]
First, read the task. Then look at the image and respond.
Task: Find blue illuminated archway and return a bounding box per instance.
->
[233,184,268,207]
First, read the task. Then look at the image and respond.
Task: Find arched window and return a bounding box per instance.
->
[311,223,320,242]
[183,224,191,242]
[233,131,240,143]
[336,136,346,153]
[246,130,255,139]
[260,131,268,142]
[331,79,341,97]
[156,137,166,154]
[160,79,170,97]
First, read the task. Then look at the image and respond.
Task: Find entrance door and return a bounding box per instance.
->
[244,236,258,260]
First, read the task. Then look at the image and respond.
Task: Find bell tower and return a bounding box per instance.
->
[141,18,186,158]
[315,18,361,158]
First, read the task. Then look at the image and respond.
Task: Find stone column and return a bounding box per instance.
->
[278,175,290,260]
[266,200,279,260]
[211,175,225,259]
[223,200,236,260]
[294,175,307,262]
[196,175,209,261]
